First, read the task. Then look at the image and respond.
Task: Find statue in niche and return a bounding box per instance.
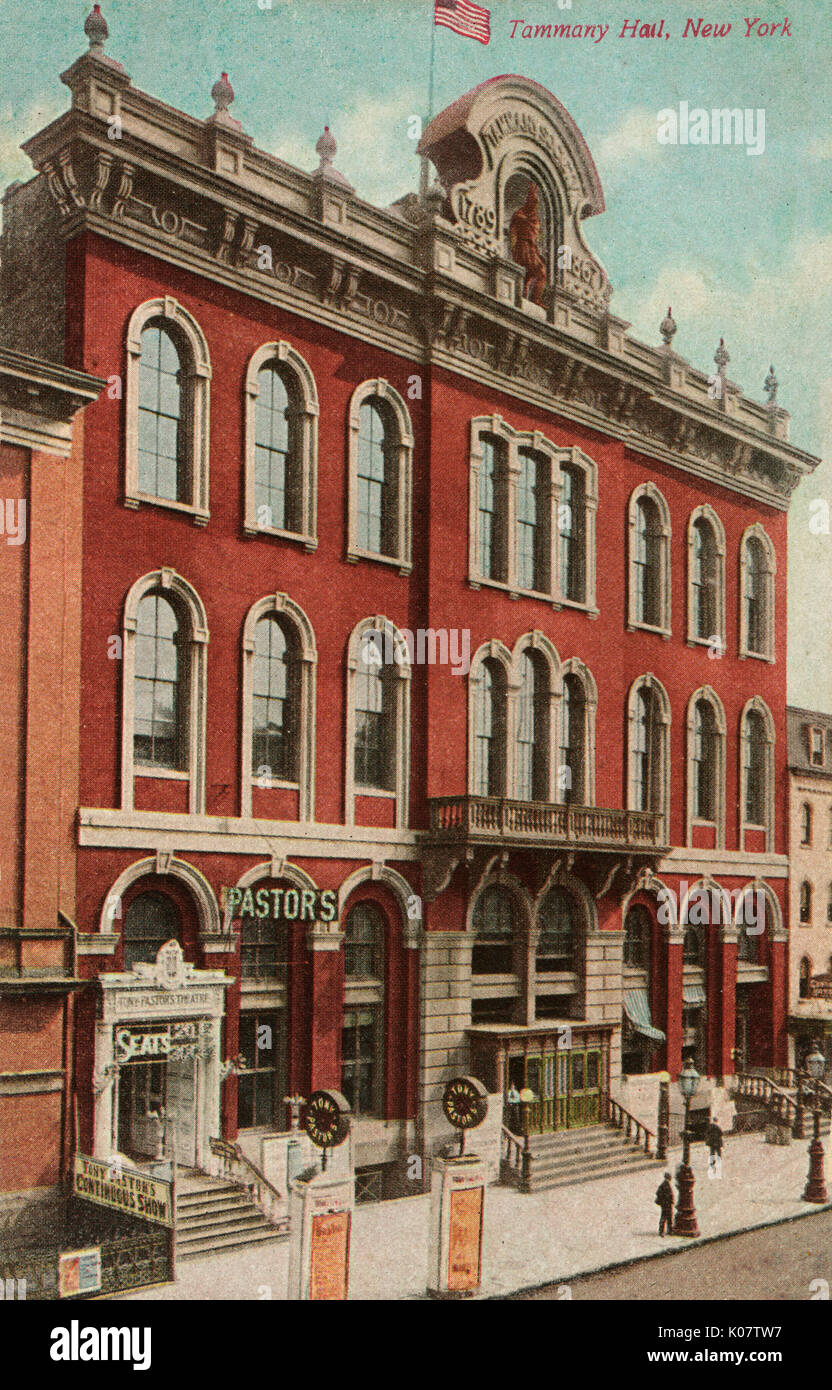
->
[509,182,548,305]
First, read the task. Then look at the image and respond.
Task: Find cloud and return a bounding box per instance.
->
[267,91,423,207]
[808,134,832,160]
[595,108,663,169]
[0,96,64,193]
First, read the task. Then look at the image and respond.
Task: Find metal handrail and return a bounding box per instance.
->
[208,1137,285,1223]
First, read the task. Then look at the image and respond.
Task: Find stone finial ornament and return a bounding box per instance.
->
[84,3,108,50]
[764,365,778,405]
[315,126,337,170]
[714,337,730,372]
[660,306,677,347]
[211,72,235,116]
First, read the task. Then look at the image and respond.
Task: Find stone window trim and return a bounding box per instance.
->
[626,482,672,639]
[241,593,317,821]
[685,685,727,849]
[93,854,222,955]
[626,673,671,839]
[346,379,413,574]
[121,569,209,815]
[730,878,783,940]
[467,636,599,806]
[467,416,598,614]
[686,504,726,649]
[124,296,211,524]
[338,865,422,950]
[739,695,776,850]
[738,523,776,663]
[243,341,319,550]
[345,616,411,829]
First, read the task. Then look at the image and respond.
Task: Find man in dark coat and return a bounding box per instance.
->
[706,1120,723,1157]
[655,1172,675,1236]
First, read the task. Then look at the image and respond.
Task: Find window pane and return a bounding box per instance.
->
[560,465,585,602]
[635,498,662,627]
[123,892,181,969]
[137,324,183,501]
[517,449,541,592]
[252,617,297,781]
[358,400,396,556]
[536,887,576,971]
[354,644,391,790]
[255,367,297,531]
[344,903,384,978]
[134,593,183,770]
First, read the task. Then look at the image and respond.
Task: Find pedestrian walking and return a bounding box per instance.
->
[655,1172,675,1236]
[706,1119,723,1178]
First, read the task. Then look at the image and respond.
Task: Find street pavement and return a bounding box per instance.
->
[514,1209,832,1300]
[121,1131,832,1300]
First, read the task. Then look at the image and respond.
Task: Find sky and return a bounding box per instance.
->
[1,0,830,709]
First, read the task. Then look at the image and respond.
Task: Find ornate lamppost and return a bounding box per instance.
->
[673,1059,701,1237]
[657,1071,670,1161]
[802,1047,829,1205]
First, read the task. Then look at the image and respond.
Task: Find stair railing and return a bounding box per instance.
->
[601,1092,656,1156]
[732,1072,798,1127]
[208,1137,286,1225]
[501,1125,525,1179]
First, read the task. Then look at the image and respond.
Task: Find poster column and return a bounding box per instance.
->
[288,1089,353,1300]
[427,1076,489,1298]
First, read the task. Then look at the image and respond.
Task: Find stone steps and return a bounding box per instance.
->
[502,1123,663,1193]
[175,1175,288,1261]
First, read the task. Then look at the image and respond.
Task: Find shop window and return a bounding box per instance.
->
[237,1012,280,1129]
[123,892,181,970]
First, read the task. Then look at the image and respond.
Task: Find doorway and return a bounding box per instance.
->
[116,1054,197,1167]
[506,1047,601,1134]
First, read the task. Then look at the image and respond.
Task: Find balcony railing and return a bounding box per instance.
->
[428,795,666,851]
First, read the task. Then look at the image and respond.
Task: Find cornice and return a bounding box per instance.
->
[16,86,819,508]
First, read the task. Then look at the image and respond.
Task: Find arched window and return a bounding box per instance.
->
[800,880,813,924]
[560,673,585,806]
[536,888,577,973]
[254,366,297,532]
[800,802,813,846]
[242,595,316,820]
[346,619,410,826]
[244,342,318,544]
[125,297,211,521]
[134,591,184,770]
[692,698,718,822]
[473,658,507,797]
[628,486,671,634]
[515,650,547,801]
[251,616,299,783]
[123,891,181,970]
[342,903,385,1118]
[629,678,670,821]
[737,920,759,963]
[799,957,812,999]
[472,886,515,974]
[559,463,586,603]
[740,526,776,660]
[348,382,413,571]
[683,926,702,965]
[743,706,770,829]
[354,644,392,792]
[137,323,183,501]
[688,509,725,645]
[624,905,651,970]
[517,448,546,592]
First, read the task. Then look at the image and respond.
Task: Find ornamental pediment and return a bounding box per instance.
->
[419,75,611,312]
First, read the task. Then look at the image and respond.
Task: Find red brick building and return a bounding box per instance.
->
[0,11,818,1205]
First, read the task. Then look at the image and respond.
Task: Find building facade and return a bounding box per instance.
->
[0,346,101,1216]
[787,706,832,1069]
[0,11,819,1204]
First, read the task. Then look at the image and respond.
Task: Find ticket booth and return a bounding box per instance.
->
[93,942,232,1170]
[468,1021,613,1135]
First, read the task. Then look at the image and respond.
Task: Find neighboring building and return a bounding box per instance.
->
[0,347,102,1220]
[787,706,832,1069]
[0,10,819,1206]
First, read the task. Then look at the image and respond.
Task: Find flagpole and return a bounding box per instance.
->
[420,1,436,204]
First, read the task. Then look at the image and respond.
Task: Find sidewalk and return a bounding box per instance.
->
[121,1132,832,1300]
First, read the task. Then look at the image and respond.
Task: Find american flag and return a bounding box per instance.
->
[434,0,490,45]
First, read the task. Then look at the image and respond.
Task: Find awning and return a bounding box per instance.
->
[683,984,707,1006]
[623,989,666,1044]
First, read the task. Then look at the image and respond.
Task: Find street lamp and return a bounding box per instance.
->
[802,1047,828,1205]
[657,1071,671,1161]
[519,1087,535,1189]
[673,1059,701,1237]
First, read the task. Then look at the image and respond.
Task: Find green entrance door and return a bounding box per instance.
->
[568,1049,601,1127]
